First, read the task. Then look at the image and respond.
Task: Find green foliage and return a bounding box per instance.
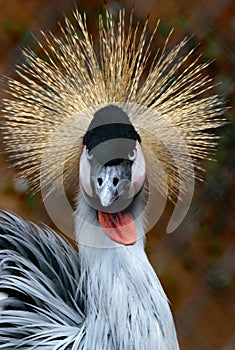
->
[1,20,29,41]
[25,193,40,209]
[207,267,232,291]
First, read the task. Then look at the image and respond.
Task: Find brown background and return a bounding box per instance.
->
[0,1,234,349]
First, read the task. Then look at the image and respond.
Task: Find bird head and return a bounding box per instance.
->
[1,10,225,245]
[80,105,145,245]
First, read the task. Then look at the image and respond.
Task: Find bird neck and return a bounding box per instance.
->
[74,193,179,350]
[74,187,147,248]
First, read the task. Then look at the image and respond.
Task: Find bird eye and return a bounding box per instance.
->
[128,148,137,161]
[86,148,93,160]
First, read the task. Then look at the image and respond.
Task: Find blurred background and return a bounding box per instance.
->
[0,0,234,349]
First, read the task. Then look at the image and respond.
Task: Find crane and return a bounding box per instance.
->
[0,9,224,349]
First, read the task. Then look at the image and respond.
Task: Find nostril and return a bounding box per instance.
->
[97,178,103,187]
[113,177,119,187]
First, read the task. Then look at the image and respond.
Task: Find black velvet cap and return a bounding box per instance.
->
[83,105,141,164]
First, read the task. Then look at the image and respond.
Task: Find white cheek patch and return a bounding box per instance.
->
[129,141,146,198]
[79,147,93,197]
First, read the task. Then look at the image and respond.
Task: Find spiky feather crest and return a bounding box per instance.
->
[2,9,224,199]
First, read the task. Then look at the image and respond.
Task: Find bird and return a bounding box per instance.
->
[0,9,224,350]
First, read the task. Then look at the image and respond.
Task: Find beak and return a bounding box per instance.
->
[95,162,131,207]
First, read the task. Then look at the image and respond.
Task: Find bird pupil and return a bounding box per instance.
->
[113,177,119,186]
[97,178,103,186]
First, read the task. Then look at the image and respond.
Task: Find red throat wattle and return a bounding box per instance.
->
[98,211,137,246]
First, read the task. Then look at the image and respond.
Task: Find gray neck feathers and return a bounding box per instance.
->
[75,192,179,350]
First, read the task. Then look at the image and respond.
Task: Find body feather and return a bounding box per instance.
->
[0,211,179,349]
[0,211,84,349]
